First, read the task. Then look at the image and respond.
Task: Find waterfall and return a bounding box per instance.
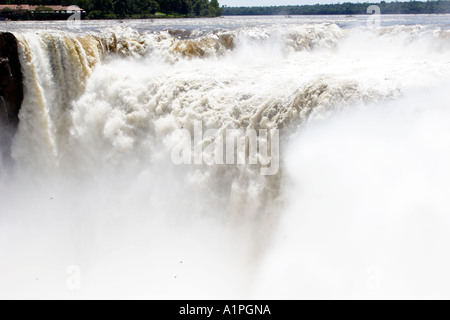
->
[1,16,450,299]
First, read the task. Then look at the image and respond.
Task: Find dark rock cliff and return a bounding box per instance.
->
[0,32,23,162]
[0,32,23,128]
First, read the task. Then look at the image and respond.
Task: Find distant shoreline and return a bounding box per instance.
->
[2,0,450,22]
[0,0,222,21]
[0,14,221,21]
[222,1,450,16]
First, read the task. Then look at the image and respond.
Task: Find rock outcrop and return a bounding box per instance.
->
[0,32,23,128]
[0,32,22,163]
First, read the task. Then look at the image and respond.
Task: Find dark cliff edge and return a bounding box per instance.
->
[0,32,23,127]
[0,32,23,162]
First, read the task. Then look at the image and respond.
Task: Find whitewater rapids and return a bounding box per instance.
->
[1,16,450,299]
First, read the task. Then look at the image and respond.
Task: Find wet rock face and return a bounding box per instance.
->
[0,32,23,128]
[0,32,22,163]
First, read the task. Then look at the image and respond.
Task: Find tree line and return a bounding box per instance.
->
[1,0,222,18]
[223,1,450,15]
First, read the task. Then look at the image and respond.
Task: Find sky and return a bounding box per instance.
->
[221,0,371,6]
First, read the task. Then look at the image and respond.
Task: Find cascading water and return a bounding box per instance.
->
[1,16,450,299]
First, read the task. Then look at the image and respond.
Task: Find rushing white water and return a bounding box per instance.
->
[1,16,450,299]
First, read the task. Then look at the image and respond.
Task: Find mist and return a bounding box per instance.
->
[256,82,450,299]
[1,16,450,299]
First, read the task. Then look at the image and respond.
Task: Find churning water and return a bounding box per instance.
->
[1,15,450,299]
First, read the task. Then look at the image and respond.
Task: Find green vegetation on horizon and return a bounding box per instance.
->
[2,0,222,19]
[223,1,450,15]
